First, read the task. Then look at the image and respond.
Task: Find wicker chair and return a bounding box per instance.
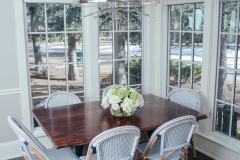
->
[7,116,79,160]
[80,126,141,160]
[137,115,197,160]
[101,84,122,98]
[167,88,200,158]
[45,91,81,108]
[166,88,200,111]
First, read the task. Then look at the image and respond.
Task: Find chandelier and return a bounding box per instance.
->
[73,0,160,26]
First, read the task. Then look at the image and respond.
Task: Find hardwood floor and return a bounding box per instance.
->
[9,148,214,160]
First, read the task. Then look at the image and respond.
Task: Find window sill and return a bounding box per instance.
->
[196,130,240,154]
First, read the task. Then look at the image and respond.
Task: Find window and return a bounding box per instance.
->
[26,3,84,126]
[167,3,204,93]
[215,1,240,140]
[98,4,143,96]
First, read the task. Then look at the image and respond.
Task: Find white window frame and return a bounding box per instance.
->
[98,4,144,96]
[17,0,146,137]
[17,0,100,137]
[161,0,240,154]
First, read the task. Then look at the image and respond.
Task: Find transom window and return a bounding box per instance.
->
[215,1,240,140]
[167,3,204,93]
[98,4,143,95]
[26,3,84,126]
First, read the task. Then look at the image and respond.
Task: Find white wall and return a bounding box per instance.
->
[0,0,21,143]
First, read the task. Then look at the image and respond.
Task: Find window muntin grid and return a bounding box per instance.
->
[167,3,204,93]
[214,1,240,140]
[26,3,84,114]
[99,4,143,96]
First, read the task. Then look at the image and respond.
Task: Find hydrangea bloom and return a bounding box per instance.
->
[101,85,144,114]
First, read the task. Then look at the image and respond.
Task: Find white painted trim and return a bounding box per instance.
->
[163,0,204,5]
[0,140,22,160]
[195,146,220,160]
[14,0,33,132]
[196,130,240,154]
[0,88,21,96]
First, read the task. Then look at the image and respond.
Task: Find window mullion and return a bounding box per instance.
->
[178,5,183,88]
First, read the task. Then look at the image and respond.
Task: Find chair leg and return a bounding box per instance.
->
[134,150,138,160]
[23,156,28,160]
[190,135,197,159]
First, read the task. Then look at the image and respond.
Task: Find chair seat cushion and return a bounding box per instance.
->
[44,147,79,160]
[80,154,132,160]
[137,139,182,160]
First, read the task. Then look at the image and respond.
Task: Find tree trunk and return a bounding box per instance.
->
[32,35,43,72]
[114,30,127,85]
[218,35,228,101]
[68,34,80,80]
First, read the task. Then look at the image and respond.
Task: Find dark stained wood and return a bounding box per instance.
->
[32,94,207,149]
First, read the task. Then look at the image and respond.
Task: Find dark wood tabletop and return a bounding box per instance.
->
[32,94,207,149]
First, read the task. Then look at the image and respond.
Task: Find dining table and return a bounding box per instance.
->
[32,94,208,149]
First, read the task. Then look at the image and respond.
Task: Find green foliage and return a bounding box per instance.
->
[27,3,45,32]
[128,56,141,83]
[40,67,47,77]
[194,65,202,82]
[130,34,140,44]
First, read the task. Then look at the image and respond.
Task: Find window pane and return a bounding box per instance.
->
[30,67,48,97]
[67,33,82,63]
[75,92,84,102]
[193,64,201,93]
[129,6,142,30]
[129,59,142,85]
[195,3,204,31]
[68,64,84,92]
[215,102,231,136]
[131,85,142,93]
[115,60,127,85]
[129,32,142,58]
[47,4,64,32]
[32,97,47,109]
[232,106,240,139]
[50,65,66,93]
[168,87,175,93]
[234,71,240,105]
[169,60,179,87]
[100,62,113,89]
[28,34,47,65]
[217,68,233,103]
[114,32,127,59]
[221,1,238,33]
[99,7,113,31]
[237,36,240,69]
[181,32,192,61]
[66,5,82,31]
[114,7,128,31]
[48,34,65,64]
[26,3,45,32]
[182,4,193,30]
[194,33,203,62]
[220,34,236,69]
[100,32,113,60]
[170,32,180,59]
[180,62,191,88]
[170,5,180,30]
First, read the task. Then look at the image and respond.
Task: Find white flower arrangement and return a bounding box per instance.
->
[101,85,144,115]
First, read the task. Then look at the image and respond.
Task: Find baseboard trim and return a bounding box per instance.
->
[195,147,220,160]
[0,88,21,96]
[0,140,21,160]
